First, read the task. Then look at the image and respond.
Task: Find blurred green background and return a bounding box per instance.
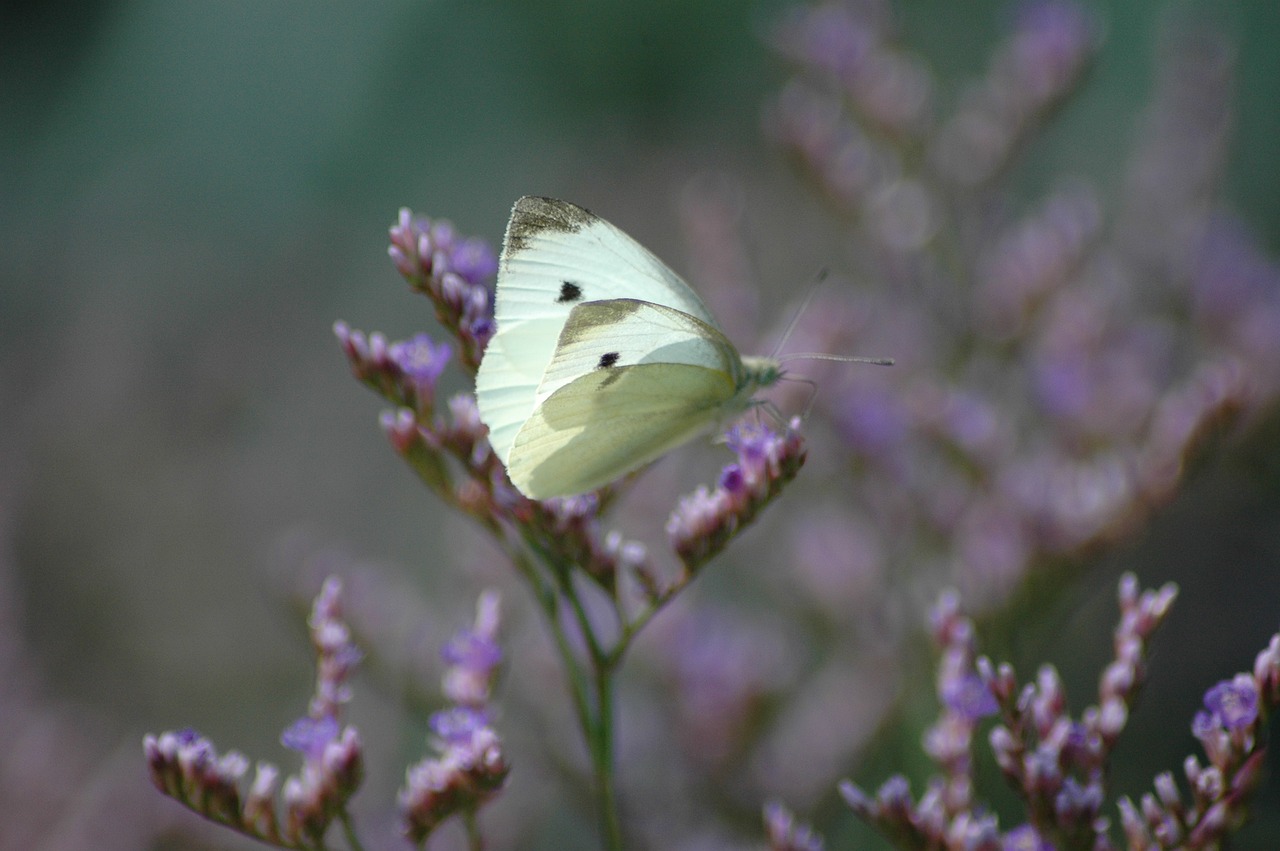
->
[4,0,1280,848]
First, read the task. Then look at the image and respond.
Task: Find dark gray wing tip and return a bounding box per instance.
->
[505,196,598,253]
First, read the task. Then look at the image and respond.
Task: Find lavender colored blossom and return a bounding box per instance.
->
[1198,674,1259,733]
[450,236,499,286]
[441,627,502,672]
[307,576,362,719]
[1002,823,1052,851]
[389,333,452,398]
[398,722,509,844]
[763,801,825,851]
[442,590,502,707]
[718,463,746,494]
[942,673,999,721]
[143,577,365,847]
[667,421,806,572]
[848,574,1280,850]
[398,591,509,844]
[429,707,491,745]
[384,208,496,369]
[281,715,340,762]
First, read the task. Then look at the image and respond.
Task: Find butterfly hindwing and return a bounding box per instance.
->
[476,197,720,466]
[501,298,748,498]
[508,361,741,499]
[533,299,743,410]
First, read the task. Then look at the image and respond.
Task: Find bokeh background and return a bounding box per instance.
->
[4,0,1280,848]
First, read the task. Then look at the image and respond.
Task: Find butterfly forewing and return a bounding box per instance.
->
[476,197,721,466]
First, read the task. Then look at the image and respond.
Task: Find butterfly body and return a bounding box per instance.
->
[475,197,781,499]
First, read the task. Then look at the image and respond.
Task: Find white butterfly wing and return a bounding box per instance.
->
[476,197,719,466]
[533,298,743,409]
[507,300,749,498]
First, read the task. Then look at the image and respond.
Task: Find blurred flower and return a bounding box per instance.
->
[144,577,364,847]
[1195,674,1259,735]
[843,573,1280,849]
[647,603,797,771]
[281,715,340,762]
[399,589,509,844]
[441,590,502,707]
[399,722,509,845]
[764,801,824,851]
[1003,823,1052,851]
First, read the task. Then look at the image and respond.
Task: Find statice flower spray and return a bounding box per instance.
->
[145,1,1280,848]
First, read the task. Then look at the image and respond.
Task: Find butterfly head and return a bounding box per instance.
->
[740,355,785,392]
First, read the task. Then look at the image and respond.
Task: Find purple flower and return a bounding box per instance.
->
[450,236,498,286]
[306,577,362,719]
[724,421,774,467]
[428,707,490,745]
[1054,776,1103,823]
[763,800,825,851]
[442,628,502,671]
[389,333,452,390]
[876,774,913,812]
[1201,675,1259,731]
[772,3,876,79]
[942,673,999,720]
[718,463,746,494]
[1033,354,1092,420]
[281,715,340,762]
[469,316,496,344]
[1003,823,1054,851]
[1009,0,1096,100]
[666,485,729,546]
[442,591,502,707]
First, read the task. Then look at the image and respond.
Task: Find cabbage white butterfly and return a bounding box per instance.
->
[475,196,785,500]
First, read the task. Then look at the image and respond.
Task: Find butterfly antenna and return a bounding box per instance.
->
[780,353,895,366]
[768,267,829,359]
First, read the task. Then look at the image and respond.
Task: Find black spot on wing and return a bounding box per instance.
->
[557,281,583,303]
[597,352,620,369]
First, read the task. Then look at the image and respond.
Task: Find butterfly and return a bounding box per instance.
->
[474,196,785,500]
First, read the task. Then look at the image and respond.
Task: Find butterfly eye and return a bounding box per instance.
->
[557,282,584,303]
[597,352,620,369]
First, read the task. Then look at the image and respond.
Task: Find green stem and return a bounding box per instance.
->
[528,551,626,849]
[508,547,596,744]
[588,666,624,851]
[462,809,483,851]
[337,811,364,851]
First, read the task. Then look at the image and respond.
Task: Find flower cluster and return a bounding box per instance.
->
[334,323,453,418]
[387,208,498,370]
[762,0,1279,619]
[666,421,807,573]
[399,591,510,845]
[1116,640,1278,849]
[835,574,1278,850]
[144,577,364,848]
[143,2,1280,849]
